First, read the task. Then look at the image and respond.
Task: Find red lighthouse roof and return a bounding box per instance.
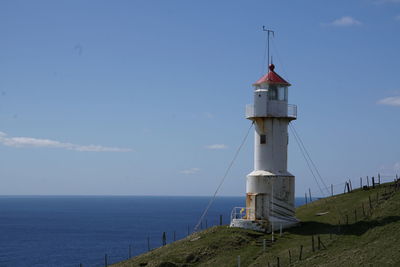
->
[253,64,291,86]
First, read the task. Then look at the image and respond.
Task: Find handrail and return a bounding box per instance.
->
[230,207,254,221]
[245,103,297,119]
[287,104,297,118]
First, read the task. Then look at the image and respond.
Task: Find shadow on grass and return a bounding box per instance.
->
[286,216,400,236]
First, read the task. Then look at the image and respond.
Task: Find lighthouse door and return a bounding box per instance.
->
[255,194,269,220]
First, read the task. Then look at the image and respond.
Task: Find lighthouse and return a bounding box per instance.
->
[230,63,299,232]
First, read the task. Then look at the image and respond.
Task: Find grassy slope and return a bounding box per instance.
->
[112,183,400,267]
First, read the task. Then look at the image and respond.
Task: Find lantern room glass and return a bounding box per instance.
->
[278,86,288,101]
[268,85,287,101]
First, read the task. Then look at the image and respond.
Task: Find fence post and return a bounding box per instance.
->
[354,209,357,222]
[346,182,351,193]
[276,257,280,267]
[360,177,362,189]
[369,195,372,210]
[279,224,282,237]
[288,249,292,264]
[299,245,303,260]
[309,188,312,202]
[220,214,223,226]
[162,232,166,246]
[311,235,315,252]
[305,192,308,205]
[318,236,327,250]
[338,219,341,233]
[378,173,381,185]
[237,255,240,267]
[331,184,333,196]
[104,254,108,267]
[362,203,365,217]
[367,176,370,187]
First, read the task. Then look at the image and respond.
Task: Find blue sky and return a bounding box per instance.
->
[0,0,399,196]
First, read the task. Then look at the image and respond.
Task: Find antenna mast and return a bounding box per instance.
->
[262,26,274,71]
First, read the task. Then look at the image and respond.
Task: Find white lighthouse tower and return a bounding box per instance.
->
[231,63,299,232]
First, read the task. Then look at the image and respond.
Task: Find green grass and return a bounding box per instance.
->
[112,183,400,267]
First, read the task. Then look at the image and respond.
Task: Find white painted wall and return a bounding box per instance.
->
[254,118,289,172]
[243,83,297,228]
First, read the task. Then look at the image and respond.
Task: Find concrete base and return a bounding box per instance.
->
[230,219,267,232]
[230,216,299,233]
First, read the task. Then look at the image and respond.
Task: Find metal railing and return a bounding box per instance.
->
[245,104,255,119]
[245,103,297,119]
[230,207,254,221]
[287,104,297,118]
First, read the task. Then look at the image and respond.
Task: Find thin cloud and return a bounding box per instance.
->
[206,144,228,150]
[180,168,200,175]
[0,131,132,152]
[204,112,214,119]
[329,16,362,27]
[377,96,400,106]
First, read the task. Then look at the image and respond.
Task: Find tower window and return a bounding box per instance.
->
[278,87,286,101]
[260,134,267,144]
[268,85,278,100]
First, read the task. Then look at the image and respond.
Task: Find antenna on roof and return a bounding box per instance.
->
[262,26,274,71]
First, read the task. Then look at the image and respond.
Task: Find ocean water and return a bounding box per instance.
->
[0,196,306,267]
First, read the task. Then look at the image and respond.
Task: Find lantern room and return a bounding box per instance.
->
[246,64,296,120]
[253,63,291,102]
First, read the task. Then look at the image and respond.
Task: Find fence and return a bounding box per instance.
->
[79,174,399,266]
[303,173,398,204]
[237,177,400,266]
[77,213,227,266]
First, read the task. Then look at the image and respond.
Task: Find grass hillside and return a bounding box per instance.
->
[112,182,400,266]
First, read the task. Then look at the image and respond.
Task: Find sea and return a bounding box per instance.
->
[0,196,306,267]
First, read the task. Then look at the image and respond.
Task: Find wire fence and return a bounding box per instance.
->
[235,177,400,267]
[79,174,399,266]
[303,173,399,204]
[77,214,227,267]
